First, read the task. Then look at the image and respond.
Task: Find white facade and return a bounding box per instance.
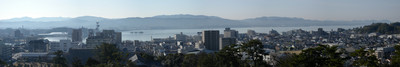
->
[48,40,78,53]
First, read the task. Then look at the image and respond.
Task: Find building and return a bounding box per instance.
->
[12,52,55,62]
[13,62,55,67]
[174,32,187,41]
[219,37,237,50]
[129,54,145,66]
[269,29,280,36]
[49,40,78,53]
[28,39,49,52]
[15,29,23,38]
[72,29,82,42]
[314,28,328,36]
[195,41,204,49]
[247,30,256,36]
[65,48,96,65]
[86,30,122,48]
[0,40,12,61]
[202,30,220,51]
[224,28,239,38]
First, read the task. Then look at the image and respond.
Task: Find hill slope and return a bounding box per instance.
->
[0,14,390,30]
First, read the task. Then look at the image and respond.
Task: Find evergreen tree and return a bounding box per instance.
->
[350,48,379,67]
[0,59,6,66]
[72,57,84,67]
[53,50,67,67]
[85,57,100,67]
[161,53,184,67]
[126,61,137,67]
[240,40,268,67]
[274,53,298,67]
[95,43,125,63]
[215,44,242,67]
[87,43,128,67]
[182,54,198,67]
[390,45,400,66]
[276,45,348,67]
[197,53,217,67]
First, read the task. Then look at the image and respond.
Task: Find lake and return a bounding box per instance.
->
[121,25,364,41]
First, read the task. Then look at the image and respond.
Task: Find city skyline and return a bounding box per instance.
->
[0,0,399,21]
[2,0,400,67]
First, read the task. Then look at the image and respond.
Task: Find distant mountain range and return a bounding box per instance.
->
[0,14,391,30]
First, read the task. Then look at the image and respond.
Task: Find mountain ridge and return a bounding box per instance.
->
[0,14,391,30]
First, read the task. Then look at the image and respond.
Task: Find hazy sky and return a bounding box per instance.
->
[0,0,399,21]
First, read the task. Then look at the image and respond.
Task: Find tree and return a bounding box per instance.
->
[390,45,400,66]
[182,54,198,67]
[240,40,268,67]
[197,53,217,67]
[95,43,125,63]
[356,22,400,34]
[297,45,347,67]
[72,57,84,67]
[0,59,6,66]
[274,53,298,67]
[276,45,348,67]
[87,43,129,67]
[215,43,242,67]
[139,52,157,64]
[126,61,137,67]
[53,50,67,67]
[161,53,184,67]
[350,48,379,67]
[85,57,100,66]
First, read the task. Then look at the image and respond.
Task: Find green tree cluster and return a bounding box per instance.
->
[95,43,126,63]
[0,59,6,66]
[390,45,400,66]
[72,57,84,67]
[157,40,269,67]
[275,45,390,67]
[84,43,131,67]
[356,22,400,34]
[215,44,242,67]
[276,45,348,67]
[55,41,400,67]
[350,48,379,67]
[160,53,184,67]
[53,50,68,67]
[240,40,269,67]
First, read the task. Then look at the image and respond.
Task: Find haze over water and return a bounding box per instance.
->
[122,25,363,41]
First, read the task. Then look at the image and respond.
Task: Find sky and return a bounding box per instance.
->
[0,0,399,21]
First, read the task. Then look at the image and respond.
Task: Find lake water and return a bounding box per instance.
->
[121,25,364,41]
